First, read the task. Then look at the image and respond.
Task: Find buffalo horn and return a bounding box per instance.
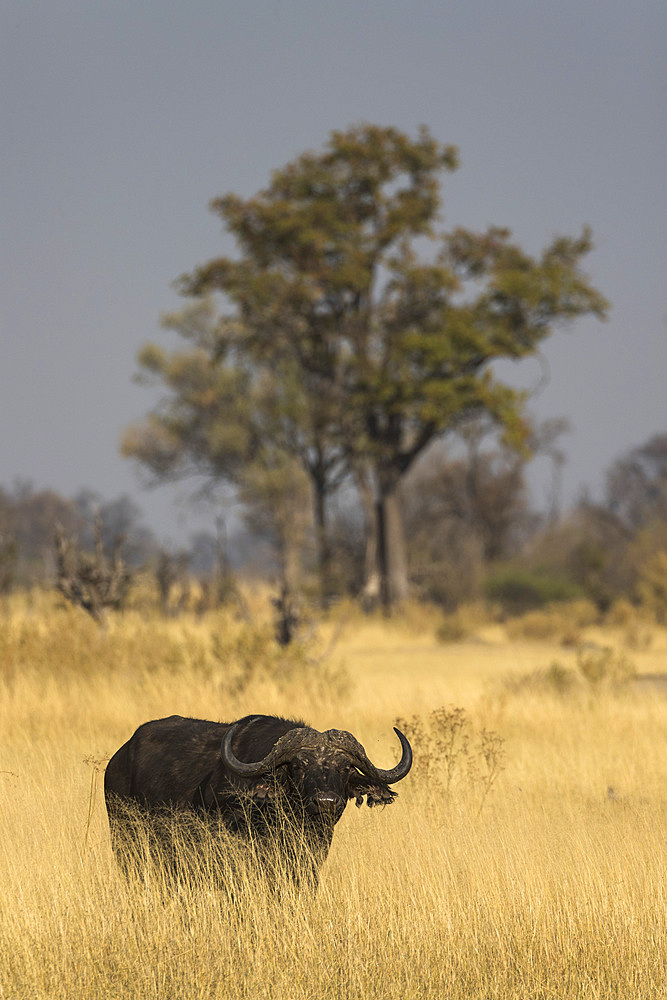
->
[221,722,307,777]
[339,727,413,784]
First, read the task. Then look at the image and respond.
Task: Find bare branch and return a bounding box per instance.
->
[54,515,132,624]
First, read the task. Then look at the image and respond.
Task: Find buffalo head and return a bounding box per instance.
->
[221,721,412,824]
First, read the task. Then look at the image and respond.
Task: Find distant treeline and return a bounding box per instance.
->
[1,432,665,622]
[0,485,223,587]
[402,429,667,618]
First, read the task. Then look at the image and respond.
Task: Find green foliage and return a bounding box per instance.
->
[126,123,608,608]
[518,435,667,615]
[485,567,584,614]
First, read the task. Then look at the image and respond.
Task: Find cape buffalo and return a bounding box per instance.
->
[104,713,412,890]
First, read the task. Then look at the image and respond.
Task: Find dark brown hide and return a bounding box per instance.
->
[104,714,411,890]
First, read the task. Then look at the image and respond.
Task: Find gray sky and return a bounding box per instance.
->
[2,1,665,543]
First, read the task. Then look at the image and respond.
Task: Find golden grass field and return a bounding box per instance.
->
[1,590,666,999]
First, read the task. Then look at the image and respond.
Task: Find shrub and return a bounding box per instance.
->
[435,603,494,644]
[395,706,505,816]
[605,598,654,650]
[505,646,636,698]
[504,661,580,697]
[505,599,598,642]
[484,568,583,615]
[575,645,636,687]
[436,611,471,643]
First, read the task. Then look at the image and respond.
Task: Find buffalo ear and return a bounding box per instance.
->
[348,773,397,808]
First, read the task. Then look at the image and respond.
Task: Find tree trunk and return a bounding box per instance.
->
[313,479,334,609]
[353,461,380,610]
[376,470,409,613]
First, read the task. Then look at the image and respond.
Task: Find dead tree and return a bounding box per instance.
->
[155,550,190,617]
[54,516,132,623]
[194,517,242,616]
[272,581,301,647]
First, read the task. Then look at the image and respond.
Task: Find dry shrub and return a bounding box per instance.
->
[506,611,555,640]
[435,603,490,643]
[507,647,637,700]
[387,599,448,635]
[575,644,636,687]
[504,660,581,697]
[605,598,654,650]
[622,624,654,651]
[209,619,349,699]
[0,593,349,703]
[436,611,471,643]
[395,706,505,816]
[505,599,599,643]
[606,597,639,629]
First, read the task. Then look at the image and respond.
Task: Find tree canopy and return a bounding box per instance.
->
[124,123,609,608]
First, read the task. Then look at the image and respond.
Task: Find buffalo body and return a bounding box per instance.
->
[104,713,411,890]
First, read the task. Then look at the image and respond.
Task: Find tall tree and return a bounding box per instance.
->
[182,125,608,607]
[128,124,608,609]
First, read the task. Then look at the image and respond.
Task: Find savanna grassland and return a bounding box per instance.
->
[1,590,666,999]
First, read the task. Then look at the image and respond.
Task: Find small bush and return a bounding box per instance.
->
[575,645,636,687]
[506,646,636,698]
[504,661,580,697]
[606,598,638,629]
[436,611,470,643]
[435,603,492,643]
[505,599,599,643]
[544,660,578,693]
[605,599,654,650]
[485,568,583,615]
[395,706,505,816]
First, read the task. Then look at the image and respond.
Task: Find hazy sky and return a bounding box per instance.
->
[2,1,665,543]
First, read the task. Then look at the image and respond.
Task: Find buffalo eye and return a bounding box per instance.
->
[288,760,306,782]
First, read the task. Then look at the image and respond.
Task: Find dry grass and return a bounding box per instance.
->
[1,591,667,998]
